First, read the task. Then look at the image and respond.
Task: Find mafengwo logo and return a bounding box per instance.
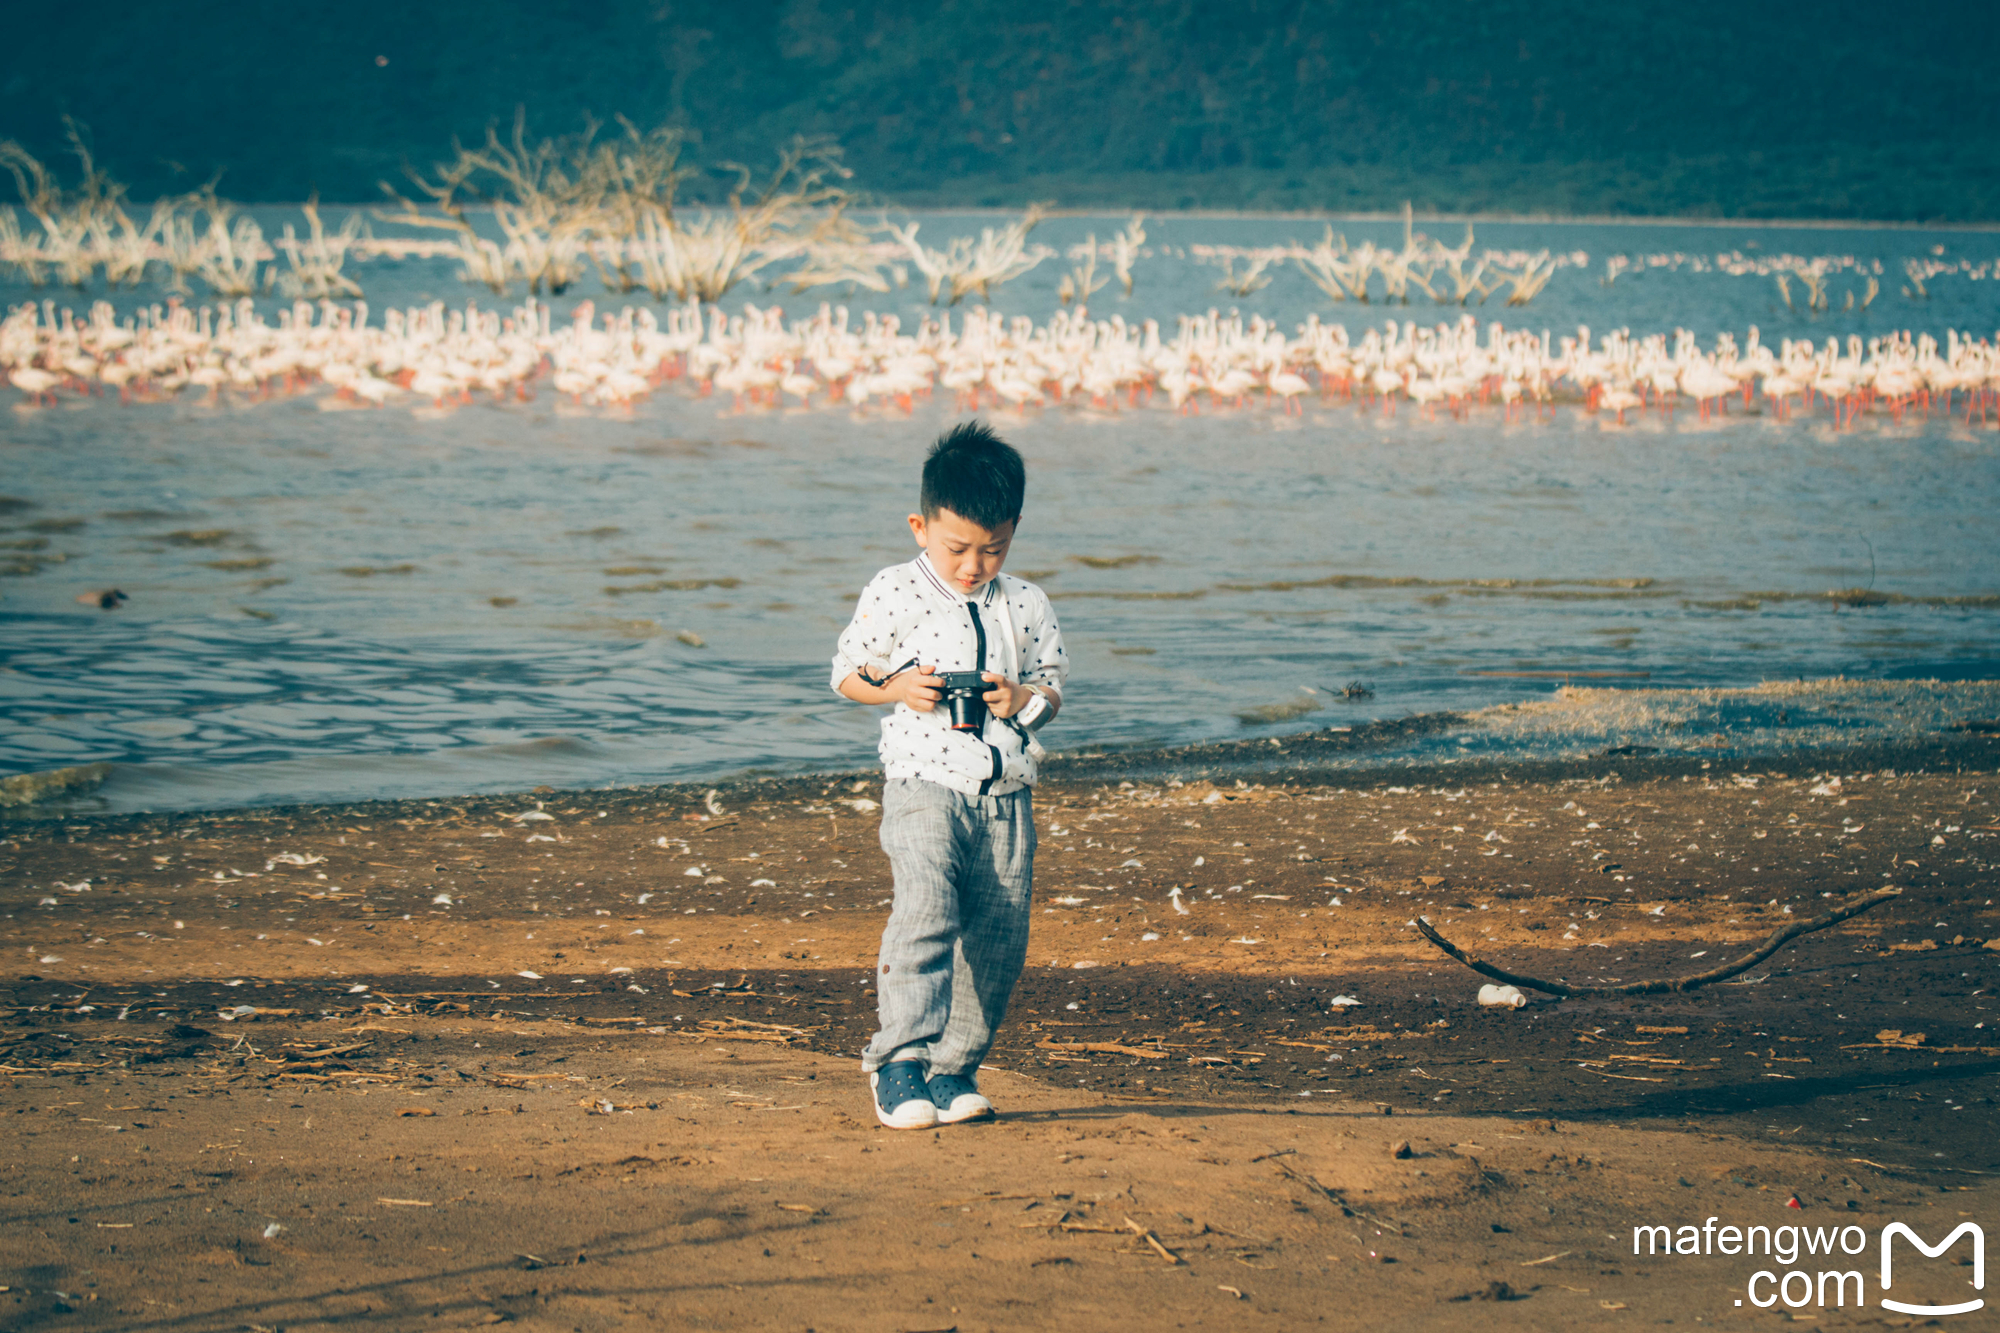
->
[1881,1223,1985,1317]
[1633,1218,1984,1314]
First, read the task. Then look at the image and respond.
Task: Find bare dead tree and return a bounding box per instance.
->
[583,116,692,292]
[0,119,133,286]
[375,145,502,290]
[630,135,857,301]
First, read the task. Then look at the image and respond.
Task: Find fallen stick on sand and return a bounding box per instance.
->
[1412,887,1903,998]
[1037,1038,1169,1058]
[1124,1216,1186,1265]
[1266,1156,1405,1233]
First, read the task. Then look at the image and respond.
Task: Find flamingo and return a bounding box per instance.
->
[778,371,817,405]
[1405,376,1447,419]
[1369,366,1405,413]
[1599,385,1643,424]
[1268,369,1310,414]
[2,291,1993,437]
[7,366,60,405]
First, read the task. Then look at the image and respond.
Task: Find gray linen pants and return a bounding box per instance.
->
[861,778,1036,1077]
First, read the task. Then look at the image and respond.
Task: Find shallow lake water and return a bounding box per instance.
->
[4,216,1999,812]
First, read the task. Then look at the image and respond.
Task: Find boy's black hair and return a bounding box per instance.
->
[920,420,1025,529]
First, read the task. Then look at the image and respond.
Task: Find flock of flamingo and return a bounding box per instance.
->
[4,295,1998,430]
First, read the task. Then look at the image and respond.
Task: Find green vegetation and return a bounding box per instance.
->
[3,0,1994,219]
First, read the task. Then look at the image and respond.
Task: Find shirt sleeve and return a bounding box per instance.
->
[1018,584,1068,702]
[830,569,900,692]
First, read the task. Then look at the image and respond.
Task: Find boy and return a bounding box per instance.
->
[831,421,1067,1129]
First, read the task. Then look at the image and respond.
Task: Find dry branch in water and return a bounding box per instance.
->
[1412,887,1902,998]
[889,204,1054,305]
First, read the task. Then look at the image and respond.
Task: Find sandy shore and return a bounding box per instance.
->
[4,743,1998,1327]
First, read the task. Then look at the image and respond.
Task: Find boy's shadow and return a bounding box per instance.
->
[988,1100,1386,1125]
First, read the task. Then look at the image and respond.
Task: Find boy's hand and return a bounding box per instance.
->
[890,666,944,712]
[981,673,1033,719]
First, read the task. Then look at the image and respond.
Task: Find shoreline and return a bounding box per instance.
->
[8,753,1995,1135]
[123,201,2000,231]
[11,723,2000,829]
[7,676,1999,826]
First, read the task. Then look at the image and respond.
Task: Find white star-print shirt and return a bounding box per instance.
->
[831,554,1068,797]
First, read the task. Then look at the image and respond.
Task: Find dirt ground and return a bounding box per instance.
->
[4,750,1998,1329]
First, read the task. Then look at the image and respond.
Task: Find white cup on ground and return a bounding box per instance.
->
[1478,982,1528,1008]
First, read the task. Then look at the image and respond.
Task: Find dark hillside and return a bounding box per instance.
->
[3,0,1993,218]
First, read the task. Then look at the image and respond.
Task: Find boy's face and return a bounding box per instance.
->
[908,507,1015,595]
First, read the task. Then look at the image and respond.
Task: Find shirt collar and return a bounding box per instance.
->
[913,554,1000,606]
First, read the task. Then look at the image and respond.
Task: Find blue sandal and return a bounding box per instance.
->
[870,1060,938,1129]
[927,1071,994,1124]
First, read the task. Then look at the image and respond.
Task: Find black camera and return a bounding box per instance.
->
[937,671,991,732]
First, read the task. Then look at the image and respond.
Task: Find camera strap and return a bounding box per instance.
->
[857,657,920,688]
[966,602,1004,795]
[966,602,1050,774]
[964,601,988,671]
[1002,715,1047,763]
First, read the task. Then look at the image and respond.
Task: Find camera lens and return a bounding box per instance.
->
[947,679,987,732]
